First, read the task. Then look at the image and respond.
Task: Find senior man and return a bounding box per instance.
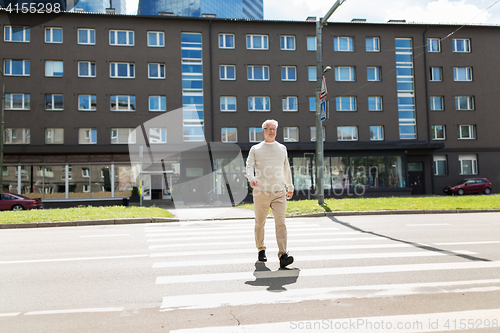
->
[246,119,295,268]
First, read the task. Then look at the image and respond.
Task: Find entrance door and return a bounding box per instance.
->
[408,162,425,195]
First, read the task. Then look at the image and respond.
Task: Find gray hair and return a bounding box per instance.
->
[261,119,278,130]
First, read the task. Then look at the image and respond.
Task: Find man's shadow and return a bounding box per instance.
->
[245,261,300,292]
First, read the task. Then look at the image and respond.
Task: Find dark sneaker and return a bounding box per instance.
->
[280,253,294,268]
[258,250,267,262]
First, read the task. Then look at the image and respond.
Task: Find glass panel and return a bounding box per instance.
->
[292,157,313,191]
[68,165,90,198]
[330,157,349,189]
[91,165,112,198]
[387,156,404,188]
[368,156,386,188]
[350,156,368,187]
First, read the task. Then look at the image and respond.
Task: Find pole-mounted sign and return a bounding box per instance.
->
[320,75,327,100]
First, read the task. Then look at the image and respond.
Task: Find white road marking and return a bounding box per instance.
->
[169,308,500,332]
[156,260,500,284]
[406,223,450,226]
[161,279,500,311]
[434,241,500,245]
[152,251,473,268]
[0,254,149,265]
[150,243,412,258]
[80,234,130,238]
[0,312,21,317]
[24,307,124,316]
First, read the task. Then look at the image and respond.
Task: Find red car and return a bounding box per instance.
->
[443,178,492,195]
[0,193,44,211]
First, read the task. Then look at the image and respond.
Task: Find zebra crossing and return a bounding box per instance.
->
[144,215,500,332]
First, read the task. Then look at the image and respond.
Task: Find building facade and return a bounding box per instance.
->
[138,0,263,19]
[1,11,498,206]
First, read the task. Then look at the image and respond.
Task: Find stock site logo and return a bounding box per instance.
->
[1,0,76,26]
[128,107,248,219]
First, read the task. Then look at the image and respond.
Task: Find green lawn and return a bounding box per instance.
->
[238,194,500,216]
[0,206,174,224]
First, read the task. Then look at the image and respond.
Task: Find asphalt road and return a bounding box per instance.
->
[1,212,499,332]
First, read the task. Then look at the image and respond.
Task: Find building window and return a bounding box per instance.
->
[248,96,270,112]
[368,96,382,111]
[149,96,167,112]
[281,66,297,81]
[337,126,358,141]
[454,67,473,81]
[246,34,268,50]
[283,127,299,142]
[455,96,474,110]
[282,96,298,112]
[4,60,30,76]
[334,37,353,51]
[221,127,237,143]
[78,61,96,77]
[79,128,97,144]
[459,154,477,175]
[433,155,447,175]
[310,126,325,141]
[5,128,30,144]
[336,96,356,111]
[45,128,64,144]
[111,128,136,144]
[147,31,164,47]
[453,39,471,53]
[365,37,380,52]
[148,63,165,79]
[110,95,136,111]
[109,30,134,46]
[110,62,134,78]
[82,167,90,178]
[220,96,236,112]
[367,66,381,81]
[280,35,295,50]
[78,95,96,111]
[370,126,384,141]
[78,29,95,45]
[45,94,64,110]
[219,33,235,49]
[335,66,355,81]
[247,65,269,81]
[220,65,236,80]
[427,38,440,52]
[429,67,442,81]
[309,96,316,111]
[431,125,446,140]
[149,128,166,143]
[45,60,63,77]
[307,36,316,51]
[457,125,476,139]
[249,127,264,142]
[430,96,444,111]
[4,26,30,42]
[45,27,62,43]
[4,93,30,110]
[308,66,317,81]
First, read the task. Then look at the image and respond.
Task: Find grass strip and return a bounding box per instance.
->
[238,194,500,216]
[0,206,174,224]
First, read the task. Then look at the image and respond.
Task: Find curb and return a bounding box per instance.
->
[0,209,499,230]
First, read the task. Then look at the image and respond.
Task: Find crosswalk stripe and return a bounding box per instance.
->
[146,231,361,243]
[156,260,500,285]
[148,237,383,249]
[150,243,412,257]
[160,279,500,311]
[145,226,340,238]
[145,221,312,232]
[434,241,500,245]
[152,251,467,268]
[168,308,500,332]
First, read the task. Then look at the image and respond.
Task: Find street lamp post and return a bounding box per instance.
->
[0,68,4,192]
[315,0,347,205]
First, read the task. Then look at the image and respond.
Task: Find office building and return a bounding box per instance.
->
[1,11,498,207]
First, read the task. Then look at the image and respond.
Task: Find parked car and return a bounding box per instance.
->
[0,193,44,211]
[443,178,492,195]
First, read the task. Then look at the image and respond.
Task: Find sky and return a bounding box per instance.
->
[127,0,500,25]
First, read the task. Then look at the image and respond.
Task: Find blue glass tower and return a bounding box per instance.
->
[138,0,263,19]
[73,0,127,14]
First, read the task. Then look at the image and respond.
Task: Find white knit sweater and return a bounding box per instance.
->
[245,141,294,192]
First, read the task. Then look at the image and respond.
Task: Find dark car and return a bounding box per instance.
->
[0,193,44,211]
[443,178,492,195]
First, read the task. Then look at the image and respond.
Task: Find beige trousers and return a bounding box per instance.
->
[253,190,287,258]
